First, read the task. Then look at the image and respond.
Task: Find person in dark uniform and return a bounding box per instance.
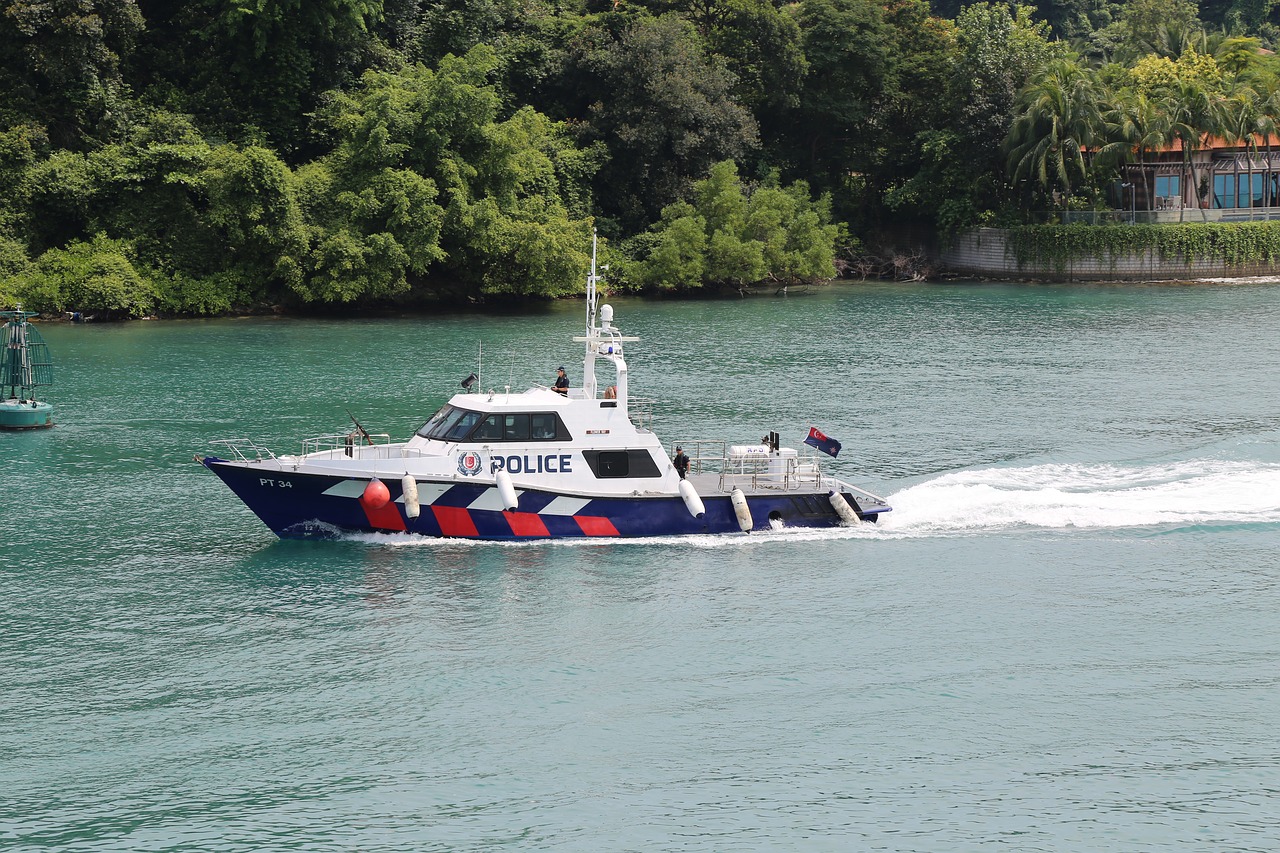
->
[673,445,690,479]
[553,366,569,394]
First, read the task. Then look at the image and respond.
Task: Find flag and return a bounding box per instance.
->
[804,426,841,458]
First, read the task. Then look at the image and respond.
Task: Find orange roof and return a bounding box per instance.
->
[1147,134,1280,153]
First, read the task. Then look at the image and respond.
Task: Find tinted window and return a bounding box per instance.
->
[445,410,481,440]
[416,405,454,438]
[582,449,662,478]
[531,413,557,440]
[431,407,469,439]
[504,414,529,441]
[597,451,629,477]
[473,414,504,441]
[423,407,571,443]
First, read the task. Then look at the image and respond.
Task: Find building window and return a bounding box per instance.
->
[1155,175,1180,204]
[1214,174,1236,209]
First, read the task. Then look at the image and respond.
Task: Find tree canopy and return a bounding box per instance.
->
[4,0,1280,313]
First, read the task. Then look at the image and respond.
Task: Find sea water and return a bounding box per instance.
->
[3,282,1280,851]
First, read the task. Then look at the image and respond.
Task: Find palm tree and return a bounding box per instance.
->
[1235,70,1280,217]
[1006,57,1104,218]
[1222,84,1263,218]
[1098,88,1170,220]
[1157,79,1229,221]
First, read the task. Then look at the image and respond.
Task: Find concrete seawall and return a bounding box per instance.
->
[941,227,1280,281]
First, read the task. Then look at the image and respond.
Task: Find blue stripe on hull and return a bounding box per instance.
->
[203,458,882,540]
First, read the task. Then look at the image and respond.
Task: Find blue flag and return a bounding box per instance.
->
[804,426,841,458]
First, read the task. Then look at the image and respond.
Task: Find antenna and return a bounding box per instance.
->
[477,341,483,392]
[586,230,600,341]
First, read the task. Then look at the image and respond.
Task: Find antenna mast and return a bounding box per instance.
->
[585,230,600,345]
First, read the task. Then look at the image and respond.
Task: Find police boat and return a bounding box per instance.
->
[199,243,891,540]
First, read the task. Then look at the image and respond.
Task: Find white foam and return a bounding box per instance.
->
[879,459,1280,534]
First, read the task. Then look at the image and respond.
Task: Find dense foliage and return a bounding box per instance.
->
[1009,220,1280,267]
[4,0,1280,314]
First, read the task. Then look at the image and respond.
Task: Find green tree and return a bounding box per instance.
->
[626,205,708,290]
[1159,78,1230,219]
[786,0,892,204]
[1121,0,1200,56]
[1006,56,1104,207]
[0,0,143,148]
[129,0,385,156]
[912,3,1063,228]
[624,160,835,289]
[300,47,594,302]
[1098,88,1171,215]
[0,236,32,308]
[19,233,158,317]
[570,14,758,234]
[199,144,308,305]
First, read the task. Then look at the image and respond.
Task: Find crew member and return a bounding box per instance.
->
[673,445,690,479]
[553,366,569,394]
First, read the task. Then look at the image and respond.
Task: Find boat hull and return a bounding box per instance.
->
[203,458,884,540]
[0,400,53,430]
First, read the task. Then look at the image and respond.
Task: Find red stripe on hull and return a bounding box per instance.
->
[432,505,479,538]
[574,515,620,537]
[504,511,550,537]
[362,500,407,531]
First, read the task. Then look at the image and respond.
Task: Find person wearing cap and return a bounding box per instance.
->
[553,366,569,394]
[673,445,690,479]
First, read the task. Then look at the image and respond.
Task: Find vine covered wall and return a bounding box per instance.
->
[942,225,1280,281]
[1008,223,1280,270]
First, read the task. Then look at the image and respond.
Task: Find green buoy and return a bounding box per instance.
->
[1,307,54,430]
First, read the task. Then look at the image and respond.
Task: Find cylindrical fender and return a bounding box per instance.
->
[678,478,705,519]
[495,469,519,511]
[828,490,860,525]
[730,488,752,532]
[401,474,420,519]
[360,477,390,511]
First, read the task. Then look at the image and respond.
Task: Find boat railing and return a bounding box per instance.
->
[673,440,886,499]
[716,458,826,492]
[628,398,656,433]
[300,432,423,460]
[209,438,278,463]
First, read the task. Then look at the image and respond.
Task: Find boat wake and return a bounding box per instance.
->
[878,459,1280,535]
[329,459,1280,548]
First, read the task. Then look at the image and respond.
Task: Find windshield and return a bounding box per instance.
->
[415,405,481,440]
[415,405,454,438]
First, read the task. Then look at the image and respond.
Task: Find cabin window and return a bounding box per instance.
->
[597,451,629,477]
[531,413,558,440]
[462,411,571,442]
[473,414,505,441]
[581,450,662,478]
[445,410,482,441]
[504,414,529,441]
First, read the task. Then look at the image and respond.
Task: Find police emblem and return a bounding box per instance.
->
[457,451,484,476]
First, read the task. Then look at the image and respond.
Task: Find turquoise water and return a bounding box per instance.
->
[4,282,1280,851]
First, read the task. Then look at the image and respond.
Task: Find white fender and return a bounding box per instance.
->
[829,490,860,525]
[730,488,752,532]
[678,478,705,519]
[495,469,519,511]
[401,474,420,519]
